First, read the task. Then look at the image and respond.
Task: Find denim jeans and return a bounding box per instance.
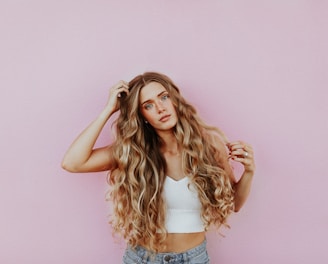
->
[122,239,210,264]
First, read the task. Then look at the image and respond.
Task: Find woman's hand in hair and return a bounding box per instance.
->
[227,141,255,174]
[106,80,130,113]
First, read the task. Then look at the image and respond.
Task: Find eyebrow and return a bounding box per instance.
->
[140,90,168,106]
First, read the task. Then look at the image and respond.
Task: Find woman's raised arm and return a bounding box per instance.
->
[61,81,129,173]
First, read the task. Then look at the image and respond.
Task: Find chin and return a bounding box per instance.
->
[156,122,176,132]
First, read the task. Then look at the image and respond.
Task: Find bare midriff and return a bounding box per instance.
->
[140,232,206,253]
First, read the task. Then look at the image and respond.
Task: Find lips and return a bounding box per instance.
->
[159,114,171,122]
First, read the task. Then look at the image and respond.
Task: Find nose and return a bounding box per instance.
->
[155,100,165,113]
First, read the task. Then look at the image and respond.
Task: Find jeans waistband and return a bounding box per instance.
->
[133,239,207,263]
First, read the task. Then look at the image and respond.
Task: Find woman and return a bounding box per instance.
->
[62,72,255,264]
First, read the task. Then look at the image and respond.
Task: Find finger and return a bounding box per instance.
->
[230,155,255,170]
[230,149,251,158]
[229,144,253,158]
[118,83,129,90]
[228,141,253,155]
[227,141,245,150]
[230,155,249,162]
[229,152,252,162]
[111,81,130,98]
[116,87,130,98]
[241,146,253,157]
[112,80,129,89]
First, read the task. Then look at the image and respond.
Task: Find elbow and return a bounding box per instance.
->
[234,205,241,213]
[61,160,72,172]
[233,200,243,213]
[61,159,79,173]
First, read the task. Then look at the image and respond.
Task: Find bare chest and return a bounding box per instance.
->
[164,154,184,181]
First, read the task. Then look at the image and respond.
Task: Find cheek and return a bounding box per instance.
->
[170,102,177,115]
[140,108,152,122]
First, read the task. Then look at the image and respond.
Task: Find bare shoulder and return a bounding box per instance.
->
[204,130,228,153]
[204,130,236,183]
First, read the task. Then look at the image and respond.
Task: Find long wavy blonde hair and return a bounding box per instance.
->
[107,72,235,252]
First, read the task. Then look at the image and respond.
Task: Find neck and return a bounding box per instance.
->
[158,131,180,155]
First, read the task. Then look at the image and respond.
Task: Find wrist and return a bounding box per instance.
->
[243,169,255,178]
[99,106,115,121]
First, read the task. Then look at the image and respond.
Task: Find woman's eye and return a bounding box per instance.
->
[144,103,153,110]
[161,94,169,101]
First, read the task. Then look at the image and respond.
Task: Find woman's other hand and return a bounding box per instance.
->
[227,141,255,211]
[227,141,255,174]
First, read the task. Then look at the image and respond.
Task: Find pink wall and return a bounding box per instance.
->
[1,1,327,263]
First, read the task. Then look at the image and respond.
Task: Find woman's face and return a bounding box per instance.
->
[139,82,178,133]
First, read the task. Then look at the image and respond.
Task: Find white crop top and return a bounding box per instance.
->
[162,176,205,233]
